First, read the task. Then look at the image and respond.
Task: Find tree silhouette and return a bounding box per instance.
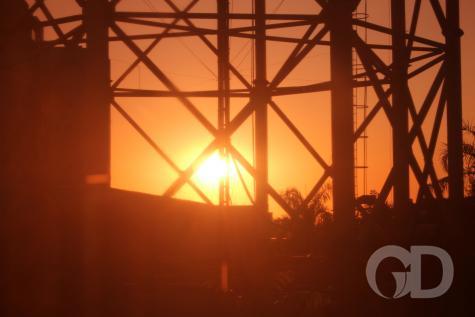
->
[280,183,332,227]
[277,184,333,253]
[440,121,475,197]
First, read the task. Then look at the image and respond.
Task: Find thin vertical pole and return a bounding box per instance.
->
[329,0,355,225]
[446,0,464,202]
[391,0,410,209]
[254,0,268,213]
[217,0,231,293]
[218,0,231,207]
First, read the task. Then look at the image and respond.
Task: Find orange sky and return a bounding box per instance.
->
[30,0,475,217]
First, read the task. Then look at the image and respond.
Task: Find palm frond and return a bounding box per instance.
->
[440,145,449,173]
[463,121,475,137]
[462,143,475,159]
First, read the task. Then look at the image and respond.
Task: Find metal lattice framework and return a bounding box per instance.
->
[26,0,464,220]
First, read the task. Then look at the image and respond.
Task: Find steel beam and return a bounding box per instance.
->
[82,1,112,313]
[254,0,269,213]
[83,0,111,184]
[446,0,464,202]
[328,0,355,225]
[391,0,410,209]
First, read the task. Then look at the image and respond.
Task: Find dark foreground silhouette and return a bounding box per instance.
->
[1,187,474,317]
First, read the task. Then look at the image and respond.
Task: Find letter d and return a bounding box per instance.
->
[410,246,454,299]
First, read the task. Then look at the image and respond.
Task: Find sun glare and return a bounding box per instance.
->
[195,152,235,187]
[193,152,253,205]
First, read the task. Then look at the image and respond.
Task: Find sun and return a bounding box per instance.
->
[193,151,253,205]
[195,152,235,187]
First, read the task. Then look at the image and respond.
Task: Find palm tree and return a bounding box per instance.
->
[280,183,333,227]
[277,184,332,253]
[440,121,475,197]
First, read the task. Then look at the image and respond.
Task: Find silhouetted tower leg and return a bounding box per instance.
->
[83,0,111,184]
[329,0,355,225]
[218,0,231,207]
[391,0,410,209]
[254,0,269,213]
[328,3,358,313]
[82,1,111,314]
[446,0,464,202]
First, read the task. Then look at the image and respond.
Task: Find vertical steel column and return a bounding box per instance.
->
[391,0,410,209]
[82,1,111,314]
[83,0,111,184]
[328,0,355,224]
[446,0,464,202]
[254,0,269,213]
[218,0,231,207]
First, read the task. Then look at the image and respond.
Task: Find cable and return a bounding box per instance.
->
[232,0,288,67]
[274,0,287,12]
[141,0,217,79]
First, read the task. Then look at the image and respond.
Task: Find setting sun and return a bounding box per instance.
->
[195,152,237,188]
[196,153,227,187]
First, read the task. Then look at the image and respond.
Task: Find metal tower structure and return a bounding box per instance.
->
[24,0,464,222]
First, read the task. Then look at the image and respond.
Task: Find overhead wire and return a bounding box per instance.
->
[141,0,218,79]
[233,0,288,70]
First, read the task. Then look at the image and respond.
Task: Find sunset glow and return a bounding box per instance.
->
[196,153,227,187]
[195,152,237,189]
[5,1,475,316]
